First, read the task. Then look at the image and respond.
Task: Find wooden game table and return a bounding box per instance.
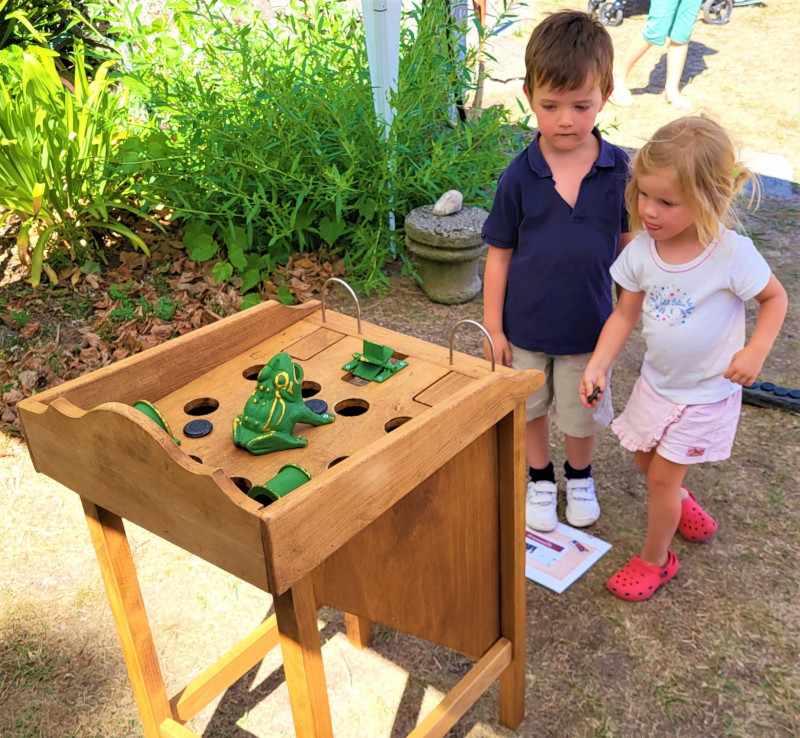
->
[19,297,542,738]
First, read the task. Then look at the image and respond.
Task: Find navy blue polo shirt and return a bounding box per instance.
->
[482,129,629,355]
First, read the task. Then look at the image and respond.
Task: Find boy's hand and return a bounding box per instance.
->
[580,367,605,408]
[484,332,512,367]
[724,345,767,387]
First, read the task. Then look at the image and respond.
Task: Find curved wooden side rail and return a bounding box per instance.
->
[19,396,271,591]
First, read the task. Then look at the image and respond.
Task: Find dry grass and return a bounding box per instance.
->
[2,1,800,736]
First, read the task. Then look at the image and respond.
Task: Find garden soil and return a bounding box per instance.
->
[2,1,800,737]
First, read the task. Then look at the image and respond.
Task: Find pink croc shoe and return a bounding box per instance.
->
[677,487,718,542]
[606,550,679,602]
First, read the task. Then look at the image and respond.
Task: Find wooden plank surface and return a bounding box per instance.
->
[496,405,528,729]
[307,311,518,378]
[344,614,372,650]
[18,300,320,412]
[312,429,500,659]
[169,615,281,723]
[407,638,512,738]
[83,502,173,738]
[150,334,452,486]
[412,371,477,407]
[159,718,198,738]
[22,398,270,591]
[262,369,541,594]
[274,577,333,738]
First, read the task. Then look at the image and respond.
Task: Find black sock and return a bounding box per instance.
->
[529,462,555,483]
[564,461,592,480]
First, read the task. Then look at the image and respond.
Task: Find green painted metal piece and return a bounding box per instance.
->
[133,400,181,446]
[233,352,335,455]
[342,340,408,383]
[248,463,312,505]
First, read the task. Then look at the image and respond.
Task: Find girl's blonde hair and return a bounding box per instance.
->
[626,115,757,247]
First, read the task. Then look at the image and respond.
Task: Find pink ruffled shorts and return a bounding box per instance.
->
[611,376,742,465]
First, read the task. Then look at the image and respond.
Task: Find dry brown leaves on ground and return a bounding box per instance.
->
[0,225,346,433]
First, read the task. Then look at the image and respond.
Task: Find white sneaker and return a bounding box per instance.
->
[526,480,558,531]
[565,477,600,527]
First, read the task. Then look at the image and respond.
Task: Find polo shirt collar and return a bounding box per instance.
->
[526,127,615,177]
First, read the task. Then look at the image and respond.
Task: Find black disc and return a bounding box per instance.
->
[184,419,213,438]
[305,398,328,414]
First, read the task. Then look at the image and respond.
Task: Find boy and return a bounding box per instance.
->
[482,10,631,532]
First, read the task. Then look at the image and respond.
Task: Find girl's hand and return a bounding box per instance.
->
[725,274,788,387]
[724,346,766,387]
[485,331,512,367]
[580,367,605,408]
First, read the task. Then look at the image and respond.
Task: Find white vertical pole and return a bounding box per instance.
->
[362,0,402,247]
[362,0,401,135]
[449,0,469,123]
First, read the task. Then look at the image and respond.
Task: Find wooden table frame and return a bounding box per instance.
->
[19,300,542,738]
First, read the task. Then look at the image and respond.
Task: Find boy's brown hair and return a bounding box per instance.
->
[524,10,614,97]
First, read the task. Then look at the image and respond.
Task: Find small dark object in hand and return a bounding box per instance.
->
[587,387,600,403]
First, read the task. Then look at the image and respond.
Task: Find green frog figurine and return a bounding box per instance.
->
[233,352,335,454]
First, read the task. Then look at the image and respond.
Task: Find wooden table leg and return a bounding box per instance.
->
[274,575,334,738]
[82,500,173,738]
[496,406,527,729]
[344,613,372,650]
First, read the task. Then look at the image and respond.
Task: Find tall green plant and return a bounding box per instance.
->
[0,42,149,285]
[96,0,525,293]
[0,0,89,52]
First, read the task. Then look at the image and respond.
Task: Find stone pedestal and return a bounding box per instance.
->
[404,205,489,304]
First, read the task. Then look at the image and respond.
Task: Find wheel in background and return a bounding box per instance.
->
[598,1,623,26]
[703,0,733,24]
[587,0,602,13]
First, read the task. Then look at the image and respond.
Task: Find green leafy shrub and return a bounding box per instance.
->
[101,0,524,293]
[0,0,92,52]
[0,41,151,285]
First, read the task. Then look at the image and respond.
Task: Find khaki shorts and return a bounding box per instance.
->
[510,344,614,437]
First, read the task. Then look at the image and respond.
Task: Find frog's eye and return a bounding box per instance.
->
[292,363,303,383]
[275,371,290,390]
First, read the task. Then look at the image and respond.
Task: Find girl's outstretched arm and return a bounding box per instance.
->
[483,246,514,366]
[725,274,788,386]
[580,288,645,407]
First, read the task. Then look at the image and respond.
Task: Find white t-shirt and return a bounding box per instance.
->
[611,229,772,404]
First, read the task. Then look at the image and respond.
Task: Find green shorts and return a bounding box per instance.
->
[643,0,703,46]
[509,344,614,438]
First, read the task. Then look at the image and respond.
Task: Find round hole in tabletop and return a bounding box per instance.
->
[334,398,369,416]
[327,456,349,468]
[230,477,252,493]
[384,416,411,433]
[183,398,220,416]
[188,455,203,464]
[302,380,321,397]
[242,364,265,380]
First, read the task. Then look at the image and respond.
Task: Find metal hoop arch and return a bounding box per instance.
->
[448,318,495,372]
[321,277,362,335]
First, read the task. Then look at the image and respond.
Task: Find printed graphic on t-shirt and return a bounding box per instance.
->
[645,285,694,327]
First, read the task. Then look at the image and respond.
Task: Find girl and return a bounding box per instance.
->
[580,116,788,602]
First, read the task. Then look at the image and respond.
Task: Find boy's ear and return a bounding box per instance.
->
[598,89,612,111]
[522,83,533,105]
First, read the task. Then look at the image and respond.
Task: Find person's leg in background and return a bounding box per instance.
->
[663,0,703,107]
[610,0,674,106]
